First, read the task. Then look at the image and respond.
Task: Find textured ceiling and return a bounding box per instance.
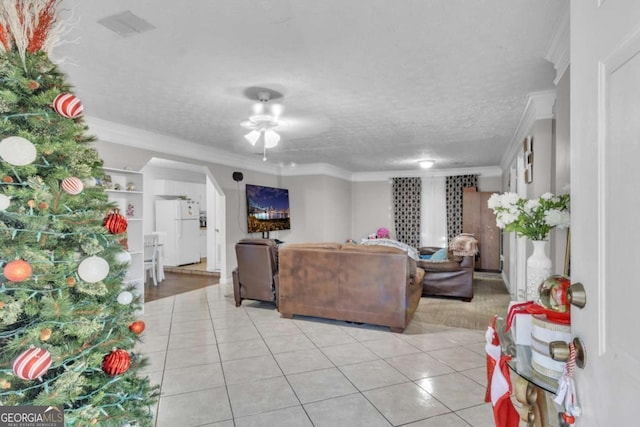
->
[54,0,565,173]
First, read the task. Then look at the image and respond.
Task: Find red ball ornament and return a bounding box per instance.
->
[52,93,83,118]
[129,320,146,334]
[4,259,32,282]
[104,211,128,234]
[13,347,52,380]
[61,176,84,195]
[102,348,131,377]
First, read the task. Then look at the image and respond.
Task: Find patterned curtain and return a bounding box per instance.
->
[445,175,478,242]
[392,177,421,249]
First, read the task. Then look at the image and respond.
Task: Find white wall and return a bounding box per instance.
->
[280,175,351,244]
[477,175,502,192]
[351,181,392,240]
[527,119,554,199]
[495,88,571,297]
[322,176,352,242]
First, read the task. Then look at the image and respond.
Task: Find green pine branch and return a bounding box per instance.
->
[1,46,157,426]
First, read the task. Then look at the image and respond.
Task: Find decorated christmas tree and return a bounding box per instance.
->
[0,1,157,425]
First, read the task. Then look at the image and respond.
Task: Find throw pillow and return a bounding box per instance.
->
[430,247,448,261]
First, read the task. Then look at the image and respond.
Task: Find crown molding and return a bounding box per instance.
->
[500,90,556,171]
[86,116,502,182]
[84,116,281,176]
[350,166,502,182]
[545,3,570,85]
[279,163,353,180]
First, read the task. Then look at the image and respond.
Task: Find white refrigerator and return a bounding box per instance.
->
[155,199,201,266]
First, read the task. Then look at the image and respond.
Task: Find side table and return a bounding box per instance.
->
[496,317,558,427]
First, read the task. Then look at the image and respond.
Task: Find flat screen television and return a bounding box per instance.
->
[245,184,291,234]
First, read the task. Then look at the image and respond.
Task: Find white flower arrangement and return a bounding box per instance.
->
[487,192,570,240]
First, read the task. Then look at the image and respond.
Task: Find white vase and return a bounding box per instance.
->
[526,240,552,302]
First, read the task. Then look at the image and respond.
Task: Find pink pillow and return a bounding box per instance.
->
[377,227,390,238]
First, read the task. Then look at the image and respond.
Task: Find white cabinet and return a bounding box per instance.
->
[155,180,204,204]
[103,168,144,304]
[154,180,205,212]
[154,179,187,197]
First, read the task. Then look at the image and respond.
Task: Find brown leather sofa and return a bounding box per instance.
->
[278,242,425,332]
[232,238,279,307]
[417,247,475,302]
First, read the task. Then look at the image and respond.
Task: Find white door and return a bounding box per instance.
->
[571,1,640,425]
[206,175,219,272]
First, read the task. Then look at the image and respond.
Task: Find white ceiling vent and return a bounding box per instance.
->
[97,11,156,37]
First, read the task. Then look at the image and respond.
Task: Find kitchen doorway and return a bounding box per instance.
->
[141,158,226,281]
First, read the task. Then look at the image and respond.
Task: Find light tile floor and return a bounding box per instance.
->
[138,282,497,426]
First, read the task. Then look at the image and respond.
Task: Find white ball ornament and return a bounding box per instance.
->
[77,256,110,283]
[0,136,38,166]
[115,251,132,265]
[61,177,84,195]
[82,177,97,188]
[0,194,10,211]
[117,291,134,305]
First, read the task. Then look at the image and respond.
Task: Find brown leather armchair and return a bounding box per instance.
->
[232,238,279,308]
[417,235,477,302]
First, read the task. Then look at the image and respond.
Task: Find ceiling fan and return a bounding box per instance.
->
[240,89,287,161]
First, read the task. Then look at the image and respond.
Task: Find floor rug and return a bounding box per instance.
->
[414,278,512,330]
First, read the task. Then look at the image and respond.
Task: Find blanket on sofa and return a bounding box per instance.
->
[449,234,478,257]
[359,238,420,260]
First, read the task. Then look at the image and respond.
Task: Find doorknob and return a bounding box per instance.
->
[567,282,586,308]
[549,338,586,368]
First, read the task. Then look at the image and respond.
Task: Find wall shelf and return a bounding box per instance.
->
[104,167,145,305]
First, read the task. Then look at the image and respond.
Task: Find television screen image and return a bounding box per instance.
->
[245,184,291,233]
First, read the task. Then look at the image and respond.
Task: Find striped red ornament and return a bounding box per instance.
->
[12,347,52,380]
[52,93,83,118]
[104,211,128,234]
[102,348,131,376]
[61,177,84,195]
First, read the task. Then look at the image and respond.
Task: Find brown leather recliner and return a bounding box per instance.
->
[232,238,279,308]
[418,247,475,302]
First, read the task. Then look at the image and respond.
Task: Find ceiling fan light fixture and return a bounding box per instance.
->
[241,90,284,156]
[244,130,260,146]
[269,103,283,118]
[264,129,280,148]
[248,114,279,127]
[419,160,435,169]
[251,102,265,115]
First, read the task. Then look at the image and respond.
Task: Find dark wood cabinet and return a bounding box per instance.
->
[462,188,501,271]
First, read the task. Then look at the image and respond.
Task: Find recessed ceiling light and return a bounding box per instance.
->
[419,160,435,169]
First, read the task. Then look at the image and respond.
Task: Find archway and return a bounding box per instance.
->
[141,157,227,282]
